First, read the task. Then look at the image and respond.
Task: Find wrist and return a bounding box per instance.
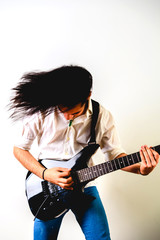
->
[42,168,47,180]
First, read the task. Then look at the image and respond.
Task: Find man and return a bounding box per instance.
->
[10,65,159,240]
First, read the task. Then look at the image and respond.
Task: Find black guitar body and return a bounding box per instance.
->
[26,144,100,221]
[26,143,160,221]
[28,188,69,221]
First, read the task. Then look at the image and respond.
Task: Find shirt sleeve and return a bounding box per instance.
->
[14,115,40,151]
[99,107,126,161]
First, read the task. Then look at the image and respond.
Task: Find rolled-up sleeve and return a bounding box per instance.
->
[99,108,126,161]
[14,116,39,151]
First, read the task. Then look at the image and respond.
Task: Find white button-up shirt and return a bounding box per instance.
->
[15,99,125,166]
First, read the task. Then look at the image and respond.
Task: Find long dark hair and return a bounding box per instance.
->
[9,65,93,120]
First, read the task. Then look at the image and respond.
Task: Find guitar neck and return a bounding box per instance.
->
[76,145,160,184]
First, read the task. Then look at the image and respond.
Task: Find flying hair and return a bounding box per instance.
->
[9,65,93,120]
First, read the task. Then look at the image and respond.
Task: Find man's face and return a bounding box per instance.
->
[58,102,86,120]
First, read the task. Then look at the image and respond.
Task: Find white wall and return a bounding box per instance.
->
[0,1,160,239]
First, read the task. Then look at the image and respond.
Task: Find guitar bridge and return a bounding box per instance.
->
[47,182,63,198]
[41,181,64,199]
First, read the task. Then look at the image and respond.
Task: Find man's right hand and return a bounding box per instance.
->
[44,167,74,190]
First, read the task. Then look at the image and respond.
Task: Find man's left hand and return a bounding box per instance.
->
[140,145,159,175]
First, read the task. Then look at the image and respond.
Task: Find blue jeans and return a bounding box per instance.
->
[34,186,111,240]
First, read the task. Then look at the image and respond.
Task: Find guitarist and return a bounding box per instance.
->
[10,65,159,240]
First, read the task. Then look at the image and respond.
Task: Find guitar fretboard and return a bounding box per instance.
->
[76,145,160,183]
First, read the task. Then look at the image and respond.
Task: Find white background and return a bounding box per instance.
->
[0,0,160,239]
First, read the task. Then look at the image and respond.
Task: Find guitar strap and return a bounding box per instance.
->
[88,99,99,145]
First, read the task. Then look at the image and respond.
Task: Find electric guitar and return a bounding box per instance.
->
[25,144,160,221]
